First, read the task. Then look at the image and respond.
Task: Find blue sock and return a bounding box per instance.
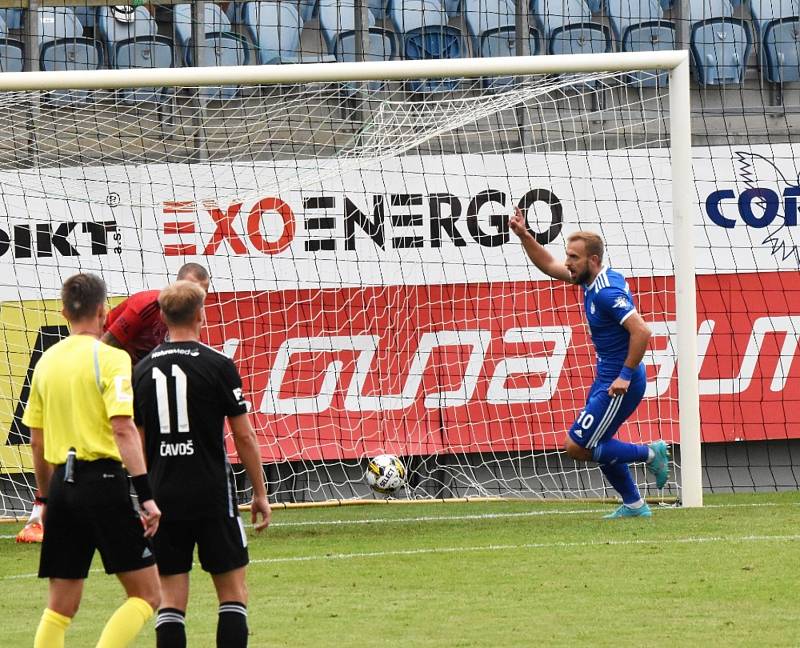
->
[600,462,642,505]
[592,438,650,465]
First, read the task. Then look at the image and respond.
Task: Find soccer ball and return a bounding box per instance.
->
[365,454,406,495]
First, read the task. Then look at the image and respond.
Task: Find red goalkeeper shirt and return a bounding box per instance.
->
[104,290,167,365]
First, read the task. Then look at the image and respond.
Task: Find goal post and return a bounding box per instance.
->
[0,50,702,514]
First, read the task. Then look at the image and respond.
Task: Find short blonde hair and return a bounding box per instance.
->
[567,231,604,262]
[158,280,205,327]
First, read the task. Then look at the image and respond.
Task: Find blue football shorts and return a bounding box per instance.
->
[568,366,647,449]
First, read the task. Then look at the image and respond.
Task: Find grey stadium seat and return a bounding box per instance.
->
[533,0,612,56]
[319,0,398,62]
[96,5,174,104]
[0,13,23,73]
[37,7,104,105]
[607,0,675,86]
[749,0,800,83]
[463,0,541,90]
[173,3,250,99]
[689,0,752,85]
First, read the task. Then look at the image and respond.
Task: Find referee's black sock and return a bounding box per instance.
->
[217,601,248,648]
[155,607,186,648]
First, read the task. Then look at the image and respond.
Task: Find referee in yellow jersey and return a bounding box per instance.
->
[23,273,162,648]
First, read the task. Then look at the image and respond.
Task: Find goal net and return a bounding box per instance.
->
[0,54,699,515]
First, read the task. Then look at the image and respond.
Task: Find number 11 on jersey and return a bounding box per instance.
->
[152,365,189,434]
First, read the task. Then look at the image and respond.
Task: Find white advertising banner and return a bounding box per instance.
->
[1,143,799,300]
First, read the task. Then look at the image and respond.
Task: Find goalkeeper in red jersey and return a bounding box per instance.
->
[103,263,210,364]
[16,262,209,544]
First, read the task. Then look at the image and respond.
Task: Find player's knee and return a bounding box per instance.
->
[132,578,161,612]
[214,570,248,605]
[49,598,80,619]
[140,588,161,612]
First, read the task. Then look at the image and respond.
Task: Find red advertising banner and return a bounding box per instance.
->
[203,271,800,462]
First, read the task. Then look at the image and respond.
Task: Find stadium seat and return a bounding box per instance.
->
[0,14,23,73]
[462,0,540,89]
[173,3,250,99]
[243,1,330,64]
[607,0,675,86]
[532,0,612,56]
[0,8,23,31]
[37,7,104,105]
[442,0,462,16]
[230,0,319,23]
[389,0,467,91]
[748,0,800,83]
[319,0,398,62]
[96,6,174,104]
[242,1,303,64]
[73,6,97,30]
[689,0,752,85]
[369,0,391,18]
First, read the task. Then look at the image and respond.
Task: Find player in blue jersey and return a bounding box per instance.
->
[509,211,670,518]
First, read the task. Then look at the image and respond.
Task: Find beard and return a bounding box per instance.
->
[572,268,592,285]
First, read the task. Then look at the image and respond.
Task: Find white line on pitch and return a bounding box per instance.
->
[247,533,800,565]
[246,500,794,529]
[0,500,796,539]
[3,533,798,580]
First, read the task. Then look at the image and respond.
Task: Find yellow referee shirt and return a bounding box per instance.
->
[22,335,134,464]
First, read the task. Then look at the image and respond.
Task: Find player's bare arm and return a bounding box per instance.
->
[607,312,652,397]
[100,329,124,349]
[111,416,161,537]
[229,414,271,532]
[509,207,572,283]
[29,427,52,521]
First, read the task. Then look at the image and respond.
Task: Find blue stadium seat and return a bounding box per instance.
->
[96,6,174,104]
[38,8,104,105]
[689,0,752,84]
[607,0,675,86]
[230,0,319,23]
[319,0,397,62]
[533,0,612,56]
[0,8,23,30]
[463,0,540,89]
[242,1,305,63]
[73,6,96,30]
[0,13,23,73]
[443,0,461,15]
[389,0,467,91]
[370,0,391,18]
[749,0,800,83]
[173,3,250,99]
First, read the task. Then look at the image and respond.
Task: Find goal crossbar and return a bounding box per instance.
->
[0,51,690,91]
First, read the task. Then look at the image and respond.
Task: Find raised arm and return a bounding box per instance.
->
[229,414,271,532]
[509,208,572,283]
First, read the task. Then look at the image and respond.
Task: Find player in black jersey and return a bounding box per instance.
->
[133,280,271,648]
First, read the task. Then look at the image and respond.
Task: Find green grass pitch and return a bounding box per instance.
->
[1,492,799,647]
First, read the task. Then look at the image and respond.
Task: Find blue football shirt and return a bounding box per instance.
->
[583,267,637,381]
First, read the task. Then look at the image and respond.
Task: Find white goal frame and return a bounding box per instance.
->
[0,50,702,507]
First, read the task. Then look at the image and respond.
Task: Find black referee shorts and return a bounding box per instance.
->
[153,515,249,576]
[39,459,155,580]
